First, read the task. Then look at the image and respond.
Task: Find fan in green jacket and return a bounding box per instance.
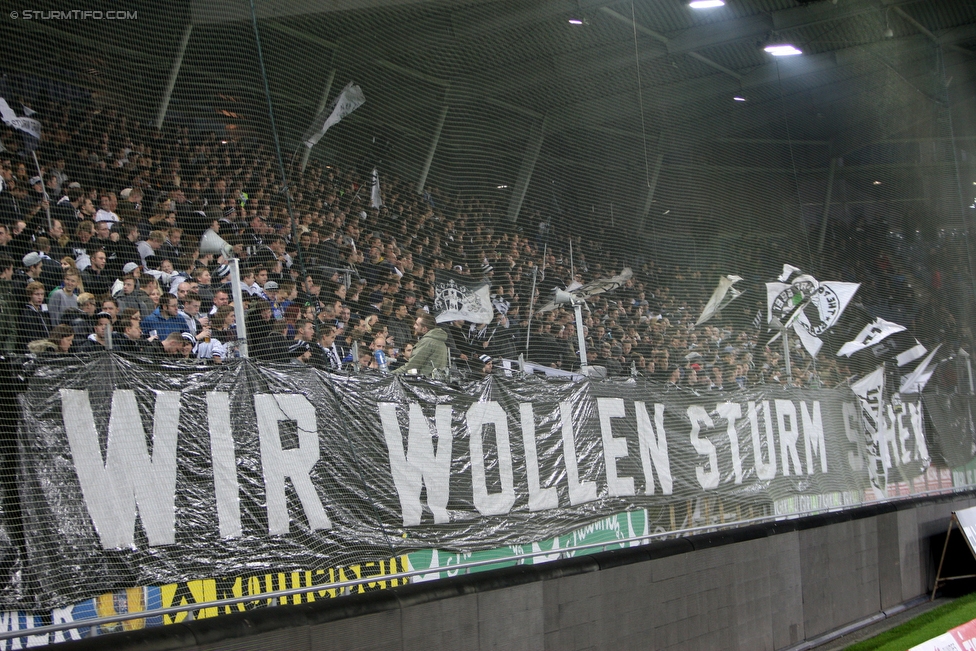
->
[393,312,449,377]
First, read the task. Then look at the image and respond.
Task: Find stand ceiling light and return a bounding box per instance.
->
[568,0,589,24]
[689,0,725,8]
[765,44,802,56]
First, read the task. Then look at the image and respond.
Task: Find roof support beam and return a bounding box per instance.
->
[599,7,742,80]
[667,14,772,55]
[891,6,975,56]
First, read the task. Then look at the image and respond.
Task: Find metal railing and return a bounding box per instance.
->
[0,483,969,643]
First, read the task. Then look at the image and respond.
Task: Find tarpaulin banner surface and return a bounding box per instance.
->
[12,355,935,609]
[923,392,976,469]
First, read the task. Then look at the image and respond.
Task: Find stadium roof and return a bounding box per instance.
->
[3,0,976,231]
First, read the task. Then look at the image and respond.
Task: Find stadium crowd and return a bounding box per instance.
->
[0,98,969,389]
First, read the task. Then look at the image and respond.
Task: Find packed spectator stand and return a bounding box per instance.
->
[0,100,969,391]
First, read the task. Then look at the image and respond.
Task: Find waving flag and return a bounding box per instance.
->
[766,264,859,357]
[836,317,907,358]
[371,168,383,209]
[899,345,940,394]
[302,82,365,148]
[536,268,633,314]
[695,275,744,326]
[433,270,493,324]
[0,97,41,144]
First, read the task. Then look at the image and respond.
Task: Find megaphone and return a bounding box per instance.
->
[200,229,234,258]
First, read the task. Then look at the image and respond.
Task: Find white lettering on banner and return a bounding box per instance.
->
[56,387,862,540]
[560,401,597,505]
[894,404,911,465]
[61,389,180,549]
[597,398,635,497]
[0,607,80,648]
[909,402,929,463]
[378,403,453,526]
[748,401,777,480]
[467,402,516,516]
[51,606,81,643]
[634,401,673,495]
[880,405,897,470]
[207,392,241,538]
[801,402,828,475]
[22,614,47,648]
[842,402,865,471]
[776,400,804,477]
[688,405,719,490]
[254,394,331,535]
[715,403,744,484]
[0,611,20,650]
[878,401,929,469]
[519,403,558,511]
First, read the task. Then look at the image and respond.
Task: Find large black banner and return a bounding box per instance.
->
[923,392,976,469]
[10,355,934,609]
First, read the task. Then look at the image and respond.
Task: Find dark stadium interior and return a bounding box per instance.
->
[2,0,976,648]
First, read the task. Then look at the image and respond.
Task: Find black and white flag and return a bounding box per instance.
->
[899,345,940,394]
[433,270,493,324]
[752,309,763,330]
[766,264,859,357]
[836,317,906,358]
[302,82,365,148]
[371,168,383,209]
[851,366,888,493]
[818,302,923,367]
[536,268,633,314]
[0,97,41,140]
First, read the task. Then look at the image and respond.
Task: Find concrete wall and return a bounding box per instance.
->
[62,491,976,651]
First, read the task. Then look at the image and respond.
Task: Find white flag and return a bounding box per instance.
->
[896,342,928,367]
[0,97,41,140]
[370,168,383,209]
[791,280,860,356]
[303,82,365,148]
[767,265,859,357]
[777,264,803,283]
[851,366,888,493]
[695,275,743,326]
[836,318,907,358]
[433,272,493,324]
[899,344,940,394]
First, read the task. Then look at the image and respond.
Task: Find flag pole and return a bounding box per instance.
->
[570,238,574,280]
[782,325,792,385]
[31,151,52,231]
[525,265,539,354]
[229,258,248,358]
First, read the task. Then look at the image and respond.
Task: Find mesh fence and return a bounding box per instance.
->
[1,0,976,640]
